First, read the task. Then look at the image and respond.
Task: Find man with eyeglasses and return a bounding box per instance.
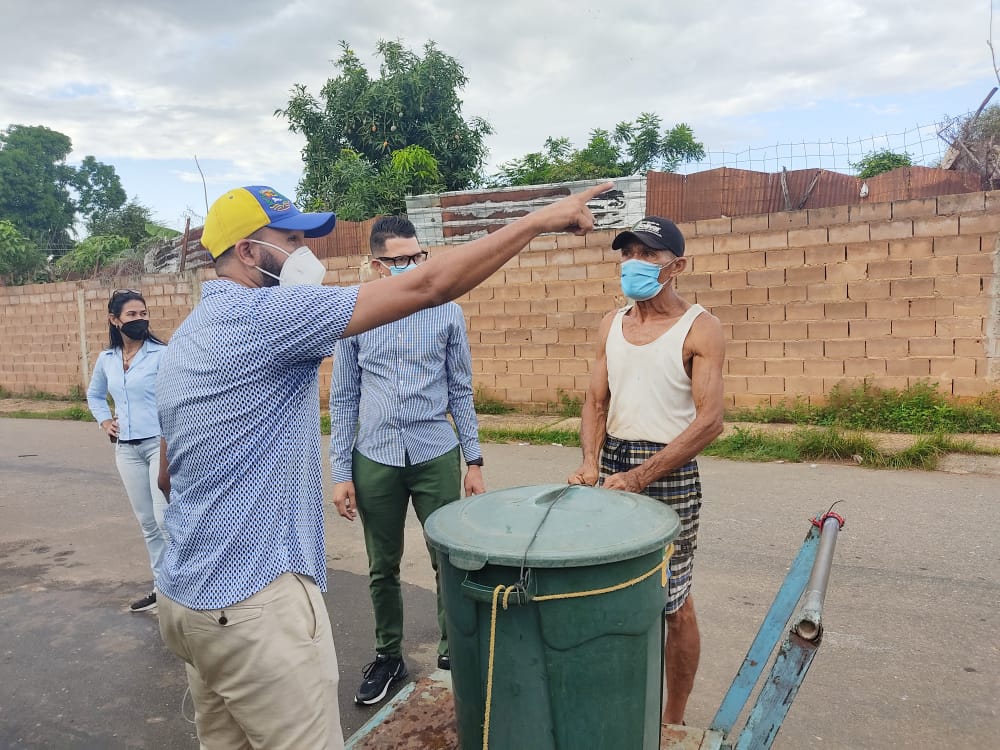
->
[329,215,485,706]
[567,216,726,727]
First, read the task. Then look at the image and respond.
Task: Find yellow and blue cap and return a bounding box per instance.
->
[201,186,336,259]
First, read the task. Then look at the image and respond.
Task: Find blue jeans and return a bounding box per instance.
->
[115,437,169,588]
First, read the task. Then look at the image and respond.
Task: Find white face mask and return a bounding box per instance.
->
[249,240,327,286]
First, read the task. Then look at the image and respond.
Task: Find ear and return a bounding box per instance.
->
[233,239,262,267]
[668,257,688,276]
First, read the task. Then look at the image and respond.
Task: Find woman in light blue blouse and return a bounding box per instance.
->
[86,289,169,613]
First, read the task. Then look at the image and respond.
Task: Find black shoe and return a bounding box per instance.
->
[437,653,450,670]
[129,591,157,612]
[355,654,408,706]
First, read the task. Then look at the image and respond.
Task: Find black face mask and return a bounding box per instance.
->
[120,320,149,340]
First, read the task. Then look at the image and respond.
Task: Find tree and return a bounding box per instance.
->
[851,149,914,179]
[0,125,76,247]
[74,155,126,227]
[0,125,128,250]
[0,220,47,285]
[278,40,493,217]
[489,113,705,187]
[86,199,178,248]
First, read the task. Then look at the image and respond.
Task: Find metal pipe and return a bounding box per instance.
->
[792,515,842,641]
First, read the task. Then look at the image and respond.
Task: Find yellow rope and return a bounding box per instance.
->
[482,584,505,750]
[480,545,673,749]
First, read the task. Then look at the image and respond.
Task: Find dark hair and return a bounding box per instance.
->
[107,290,166,349]
[370,215,417,254]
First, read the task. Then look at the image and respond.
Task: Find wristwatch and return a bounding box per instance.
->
[466,457,484,467]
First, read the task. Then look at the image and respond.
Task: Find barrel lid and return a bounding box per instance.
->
[424,484,681,571]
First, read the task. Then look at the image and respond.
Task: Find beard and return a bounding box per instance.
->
[258,249,283,287]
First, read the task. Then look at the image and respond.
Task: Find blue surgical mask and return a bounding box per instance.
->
[620,259,671,301]
[388,264,414,276]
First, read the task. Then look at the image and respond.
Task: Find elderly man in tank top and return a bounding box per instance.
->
[568,216,726,726]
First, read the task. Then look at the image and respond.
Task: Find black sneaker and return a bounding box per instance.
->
[129,591,157,612]
[355,654,407,705]
[437,653,450,671]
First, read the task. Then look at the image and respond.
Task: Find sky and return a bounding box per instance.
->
[3,0,998,232]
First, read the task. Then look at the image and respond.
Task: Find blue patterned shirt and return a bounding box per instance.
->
[86,340,167,440]
[156,279,359,610]
[329,302,481,483]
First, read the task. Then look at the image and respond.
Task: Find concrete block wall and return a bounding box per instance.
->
[455,190,1000,408]
[0,259,366,399]
[1,191,997,409]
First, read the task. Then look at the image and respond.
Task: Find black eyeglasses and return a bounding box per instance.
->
[376,251,428,269]
[111,288,141,298]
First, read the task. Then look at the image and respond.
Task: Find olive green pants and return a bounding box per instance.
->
[353,446,461,658]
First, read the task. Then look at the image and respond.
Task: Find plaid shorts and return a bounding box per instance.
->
[600,434,702,615]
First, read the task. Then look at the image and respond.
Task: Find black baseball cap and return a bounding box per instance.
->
[612,216,685,256]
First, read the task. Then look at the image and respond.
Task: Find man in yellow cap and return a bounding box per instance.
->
[155,182,612,749]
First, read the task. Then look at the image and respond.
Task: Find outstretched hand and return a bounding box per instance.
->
[534,181,616,236]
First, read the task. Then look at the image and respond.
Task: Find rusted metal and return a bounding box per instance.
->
[346,672,458,750]
[408,177,646,245]
[661,723,725,749]
[179,217,190,273]
[648,165,982,222]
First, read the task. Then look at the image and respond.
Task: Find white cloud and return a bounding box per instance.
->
[3,0,997,225]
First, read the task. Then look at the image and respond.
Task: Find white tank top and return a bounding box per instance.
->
[605,304,706,444]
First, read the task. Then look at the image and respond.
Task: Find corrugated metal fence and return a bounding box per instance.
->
[169,166,983,267]
[647,166,983,222]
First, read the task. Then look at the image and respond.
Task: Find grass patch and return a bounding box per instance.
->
[728,381,1000,434]
[473,388,515,415]
[705,426,998,470]
[548,389,582,418]
[0,385,86,401]
[3,405,94,421]
[479,427,581,447]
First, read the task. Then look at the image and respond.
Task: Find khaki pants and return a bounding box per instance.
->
[159,573,344,750]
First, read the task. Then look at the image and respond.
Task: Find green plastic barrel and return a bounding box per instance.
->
[424,483,680,750]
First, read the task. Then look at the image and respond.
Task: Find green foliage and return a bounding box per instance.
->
[727,381,1000,434]
[851,149,913,179]
[0,125,77,246]
[74,155,126,224]
[552,390,582,418]
[0,219,47,285]
[478,427,581,447]
[55,235,131,276]
[389,144,443,194]
[474,389,515,415]
[0,124,128,251]
[279,40,492,218]
[2,405,94,421]
[490,113,705,187]
[86,199,176,248]
[703,426,992,469]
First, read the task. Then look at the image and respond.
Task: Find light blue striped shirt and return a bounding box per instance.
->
[156,279,359,610]
[329,302,481,483]
[86,340,167,440]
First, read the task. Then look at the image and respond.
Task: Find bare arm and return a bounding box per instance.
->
[157,438,170,498]
[568,310,615,485]
[342,182,613,337]
[602,313,726,493]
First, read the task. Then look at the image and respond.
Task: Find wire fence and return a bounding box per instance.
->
[678,114,969,175]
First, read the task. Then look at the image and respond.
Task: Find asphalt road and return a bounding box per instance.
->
[0,419,997,749]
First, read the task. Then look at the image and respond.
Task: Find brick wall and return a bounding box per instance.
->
[2,191,997,408]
